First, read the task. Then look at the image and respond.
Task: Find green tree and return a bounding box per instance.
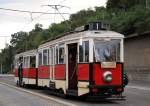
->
[10,31,28,53]
[107,0,146,10]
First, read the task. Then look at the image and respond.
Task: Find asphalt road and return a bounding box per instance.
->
[0,75,150,106]
[0,84,67,106]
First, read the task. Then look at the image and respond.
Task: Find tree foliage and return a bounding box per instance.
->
[107,0,146,10]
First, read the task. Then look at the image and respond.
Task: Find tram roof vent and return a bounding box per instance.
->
[74,21,110,32]
[88,22,110,30]
[74,25,89,32]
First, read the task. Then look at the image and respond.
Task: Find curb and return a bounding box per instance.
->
[127,86,150,91]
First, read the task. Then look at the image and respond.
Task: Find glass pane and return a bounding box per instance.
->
[84,41,89,62]
[38,53,42,66]
[79,45,83,62]
[79,41,89,62]
[27,56,30,68]
[56,46,58,64]
[25,57,28,68]
[50,48,54,65]
[30,56,36,68]
[47,50,49,65]
[59,45,65,64]
[94,40,120,62]
[43,49,49,65]
[24,57,29,68]
[23,57,26,68]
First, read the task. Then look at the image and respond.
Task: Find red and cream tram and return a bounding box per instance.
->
[14,50,37,86]
[15,22,127,98]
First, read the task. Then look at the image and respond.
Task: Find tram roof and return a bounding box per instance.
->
[15,49,37,59]
[39,30,124,49]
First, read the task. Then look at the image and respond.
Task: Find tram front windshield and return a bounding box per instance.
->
[94,39,121,62]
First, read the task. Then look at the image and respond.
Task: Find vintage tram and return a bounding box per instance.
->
[14,50,38,86]
[14,22,127,98]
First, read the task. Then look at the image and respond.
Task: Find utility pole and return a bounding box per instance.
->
[0,63,2,74]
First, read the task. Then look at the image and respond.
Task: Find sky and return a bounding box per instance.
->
[0,0,107,50]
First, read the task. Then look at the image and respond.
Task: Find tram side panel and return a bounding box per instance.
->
[78,63,90,96]
[28,68,37,85]
[15,67,38,85]
[22,68,28,84]
[38,65,50,87]
[54,64,66,92]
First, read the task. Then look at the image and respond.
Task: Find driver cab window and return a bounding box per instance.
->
[94,39,120,62]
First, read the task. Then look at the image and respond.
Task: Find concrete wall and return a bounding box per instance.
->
[124,34,150,82]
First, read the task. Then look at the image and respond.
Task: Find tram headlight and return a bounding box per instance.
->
[103,71,112,83]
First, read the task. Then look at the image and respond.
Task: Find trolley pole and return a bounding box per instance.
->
[146,0,148,8]
[146,0,149,8]
[42,4,71,30]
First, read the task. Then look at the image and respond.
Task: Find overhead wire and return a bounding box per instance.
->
[0,7,69,15]
[20,9,52,31]
[0,1,70,32]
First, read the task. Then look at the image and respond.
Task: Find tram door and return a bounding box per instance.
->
[67,43,78,90]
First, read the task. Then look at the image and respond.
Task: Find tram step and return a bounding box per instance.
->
[66,89,78,96]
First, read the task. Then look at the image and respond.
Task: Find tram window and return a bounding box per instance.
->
[79,41,89,62]
[117,43,120,62]
[43,49,49,65]
[94,40,120,62]
[30,56,36,68]
[15,59,18,69]
[59,44,65,64]
[23,57,25,68]
[23,57,26,68]
[27,56,30,68]
[55,46,58,64]
[23,56,29,68]
[50,47,54,65]
[79,46,83,62]
[38,52,42,66]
